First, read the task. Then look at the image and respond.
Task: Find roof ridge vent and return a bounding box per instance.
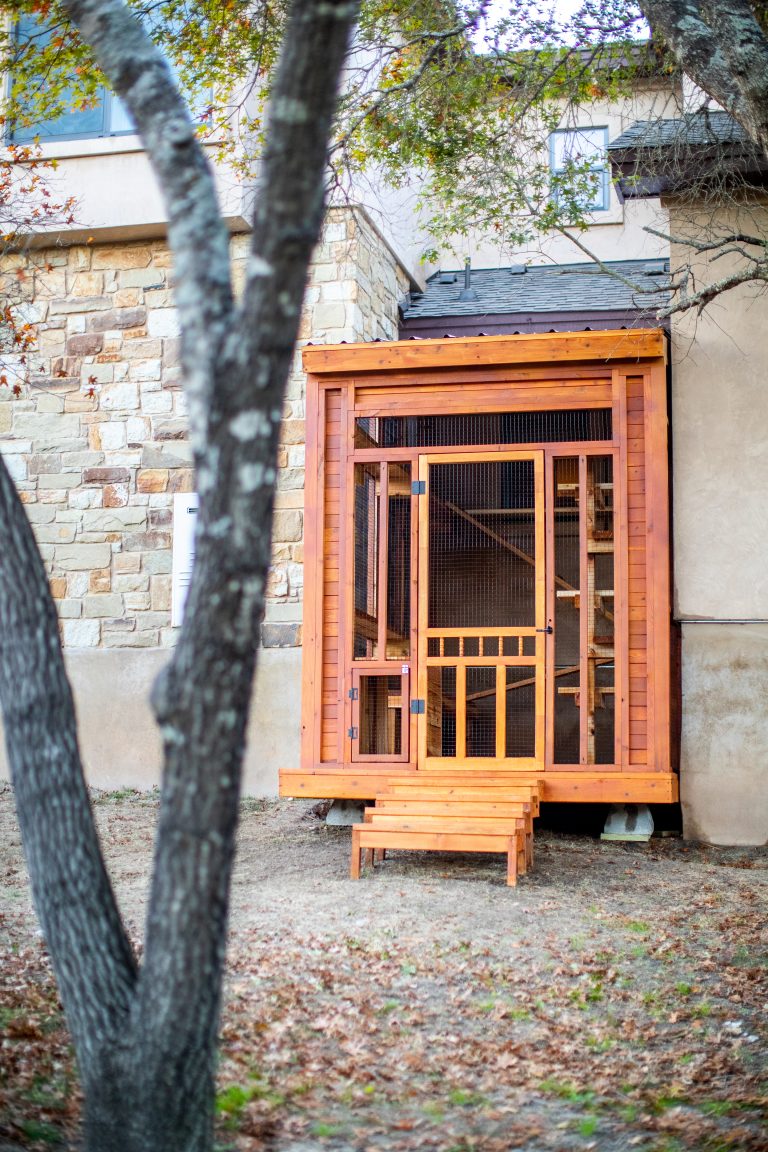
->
[508,264,528,276]
[438,271,458,284]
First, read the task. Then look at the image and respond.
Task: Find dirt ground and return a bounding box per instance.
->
[1,786,767,1152]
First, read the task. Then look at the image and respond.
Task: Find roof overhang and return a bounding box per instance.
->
[399,309,667,340]
[303,328,667,377]
[609,141,768,202]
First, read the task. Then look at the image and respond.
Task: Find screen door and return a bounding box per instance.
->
[417,452,545,768]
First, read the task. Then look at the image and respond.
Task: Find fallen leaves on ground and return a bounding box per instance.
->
[0,796,766,1151]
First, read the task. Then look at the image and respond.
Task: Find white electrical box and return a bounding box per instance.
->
[171,492,199,626]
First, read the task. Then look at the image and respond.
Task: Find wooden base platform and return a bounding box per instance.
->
[280,768,679,805]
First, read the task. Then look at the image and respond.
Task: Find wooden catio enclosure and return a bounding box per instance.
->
[279,329,678,810]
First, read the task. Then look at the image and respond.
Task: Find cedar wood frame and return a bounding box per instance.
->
[279,328,678,805]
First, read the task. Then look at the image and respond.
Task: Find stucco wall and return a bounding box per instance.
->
[671,205,768,845]
[0,646,301,795]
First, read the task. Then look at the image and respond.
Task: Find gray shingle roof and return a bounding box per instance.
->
[609,110,751,153]
[401,259,669,321]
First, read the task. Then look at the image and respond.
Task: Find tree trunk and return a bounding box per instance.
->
[1,2,361,1150]
[641,0,768,160]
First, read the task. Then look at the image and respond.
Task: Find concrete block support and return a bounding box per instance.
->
[680,623,768,846]
[0,645,302,797]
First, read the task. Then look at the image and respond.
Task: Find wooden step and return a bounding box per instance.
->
[351,823,527,886]
[367,802,534,869]
[385,786,541,815]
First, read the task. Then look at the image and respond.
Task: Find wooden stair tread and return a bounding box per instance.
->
[350,781,539,886]
[373,800,533,815]
[363,815,527,833]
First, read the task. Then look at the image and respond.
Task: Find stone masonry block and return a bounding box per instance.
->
[83,595,123,618]
[57,600,81,619]
[114,289,140,309]
[80,508,147,532]
[119,268,166,289]
[62,619,100,647]
[123,531,171,552]
[89,308,147,333]
[34,525,76,544]
[69,272,105,297]
[104,484,129,508]
[150,576,171,611]
[279,420,305,445]
[55,544,112,571]
[49,296,112,315]
[27,453,63,476]
[98,423,127,453]
[3,456,27,482]
[101,382,139,411]
[140,392,173,414]
[37,395,65,415]
[82,467,131,484]
[273,509,302,543]
[147,309,181,338]
[114,553,141,573]
[313,302,345,329]
[92,246,152,270]
[137,469,169,493]
[103,630,158,648]
[49,577,67,598]
[113,574,149,593]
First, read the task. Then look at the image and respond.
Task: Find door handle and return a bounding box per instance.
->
[536,625,553,634]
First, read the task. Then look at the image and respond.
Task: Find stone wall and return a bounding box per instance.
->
[0,204,411,794]
[0,204,410,656]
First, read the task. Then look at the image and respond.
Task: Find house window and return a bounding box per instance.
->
[549,127,609,211]
[8,14,136,144]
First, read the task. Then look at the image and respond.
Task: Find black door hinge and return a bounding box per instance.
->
[348,686,358,700]
[410,699,425,714]
[411,480,426,495]
[348,726,358,740]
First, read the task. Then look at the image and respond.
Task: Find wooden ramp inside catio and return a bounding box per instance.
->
[280,329,679,884]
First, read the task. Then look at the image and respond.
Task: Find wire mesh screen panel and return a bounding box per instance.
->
[428,460,536,629]
[553,457,581,762]
[386,462,411,658]
[353,463,380,659]
[355,410,611,449]
[466,667,496,757]
[588,456,615,763]
[357,674,404,757]
[506,667,536,757]
[427,666,456,757]
[553,454,616,764]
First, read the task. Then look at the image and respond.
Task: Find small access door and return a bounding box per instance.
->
[417,452,546,769]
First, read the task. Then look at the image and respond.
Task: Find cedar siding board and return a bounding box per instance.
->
[286,330,677,806]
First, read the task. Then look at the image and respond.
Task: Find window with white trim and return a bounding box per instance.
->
[7,14,136,144]
[549,127,609,212]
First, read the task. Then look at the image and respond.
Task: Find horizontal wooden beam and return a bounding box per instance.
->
[279,768,679,805]
[302,329,667,377]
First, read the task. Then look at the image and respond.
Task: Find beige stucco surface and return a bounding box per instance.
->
[0,646,302,796]
[671,205,768,845]
[680,624,768,845]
